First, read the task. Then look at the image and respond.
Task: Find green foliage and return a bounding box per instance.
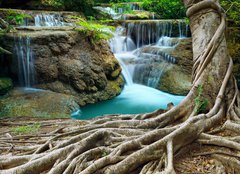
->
[221,0,240,25]
[194,85,209,114]
[142,0,186,19]
[11,123,41,134]
[5,10,31,25]
[74,17,115,42]
[41,0,65,9]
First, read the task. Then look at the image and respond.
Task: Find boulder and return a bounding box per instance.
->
[1,27,124,106]
[158,65,191,95]
[0,77,13,95]
[0,88,79,118]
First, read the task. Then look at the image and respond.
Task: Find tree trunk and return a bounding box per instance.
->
[0,0,239,174]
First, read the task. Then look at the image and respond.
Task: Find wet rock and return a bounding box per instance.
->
[1,28,124,106]
[158,65,191,95]
[0,88,79,118]
[135,37,193,95]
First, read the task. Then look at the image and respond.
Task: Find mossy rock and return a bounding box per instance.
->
[0,88,79,118]
[0,78,13,95]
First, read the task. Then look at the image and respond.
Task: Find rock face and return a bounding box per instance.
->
[0,78,13,95]
[1,28,124,106]
[0,88,79,118]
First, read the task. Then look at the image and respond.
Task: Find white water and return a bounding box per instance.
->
[34,14,65,27]
[94,3,145,20]
[21,13,73,27]
[14,36,35,87]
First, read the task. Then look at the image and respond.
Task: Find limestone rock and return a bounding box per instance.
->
[158,65,191,95]
[1,28,124,106]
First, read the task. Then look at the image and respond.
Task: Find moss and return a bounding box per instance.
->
[0,78,13,95]
[207,75,214,84]
[108,76,124,94]
[124,11,155,20]
[111,68,121,78]
[0,89,77,118]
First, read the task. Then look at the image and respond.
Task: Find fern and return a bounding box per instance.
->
[194,85,209,114]
[73,16,115,42]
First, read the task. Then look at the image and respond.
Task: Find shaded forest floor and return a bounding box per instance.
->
[0,117,236,174]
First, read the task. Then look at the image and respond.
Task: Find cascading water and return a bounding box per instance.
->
[34,14,64,27]
[21,13,72,27]
[94,3,147,20]
[124,20,189,48]
[109,19,189,89]
[73,17,188,119]
[14,36,35,87]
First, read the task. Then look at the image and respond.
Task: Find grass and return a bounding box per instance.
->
[11,123,41,134]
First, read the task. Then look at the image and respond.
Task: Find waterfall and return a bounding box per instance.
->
[124,20,188,48]
[21,13,69,27]
[72,6,188,118]
[178,20,189,38]
[109,26,136,53]
[110,22,181,88]
[14,36,35,87]
[34,14,64,27]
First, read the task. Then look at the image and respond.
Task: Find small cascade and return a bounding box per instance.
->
[109,27,136,53]
[124,20,189,48]
[14,36,35,87]
[34,14,64,27]
[114,3,143,13]
[94,3,146,20]
[178,20,189,38]
[21,13,72,27]
[110,25,179,88]
[133,62,170,88]
[93,6,120,19]
[156,36,178,47]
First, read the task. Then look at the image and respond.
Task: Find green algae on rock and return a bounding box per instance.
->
[0,88,79,118]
